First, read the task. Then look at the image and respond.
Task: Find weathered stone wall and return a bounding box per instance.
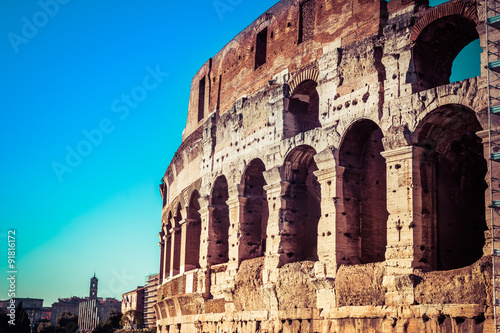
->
[155,0,498,331]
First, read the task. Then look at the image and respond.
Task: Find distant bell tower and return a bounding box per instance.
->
[89,274,98,299]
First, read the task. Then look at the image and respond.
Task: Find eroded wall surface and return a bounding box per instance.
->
[155,0,498,331]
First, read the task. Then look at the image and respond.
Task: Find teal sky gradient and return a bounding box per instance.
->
[0,0,480,307]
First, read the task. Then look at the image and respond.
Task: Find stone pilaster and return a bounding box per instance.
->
[159,237,165,284]
[198,201,211,269]
[163,233,171,280]
[381,145,426,305]
[477,130,500,256]
[227,194,242,270]
[313,167,337,274]
[262,166,285,283]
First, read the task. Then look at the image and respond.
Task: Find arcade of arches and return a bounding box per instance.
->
[159,105,487,283]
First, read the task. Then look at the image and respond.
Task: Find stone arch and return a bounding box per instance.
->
[411,1,478,92]
[208,175,230,265]
[159,229,166,284]
[165,212,173,279]
[284,79,321,138]
[184,190,202,271]
[413,104,487,270]
[240,159,268,262]
[338,119,388,264]
[281,145,321,264]
[172,203,183,276]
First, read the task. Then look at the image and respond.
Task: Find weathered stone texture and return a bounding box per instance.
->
[155,0,497,331]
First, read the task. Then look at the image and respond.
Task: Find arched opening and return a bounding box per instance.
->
[412,13,478,91]
[185,190,202,271]
[450,39,481,83]
[172,204,182,276]
[159,230,165,284]
[240,159,268,261]
[284,80,320,138]
[281,145,321,263]
[414,105,487,270]
[209,176,230,265]
[165,213,172,279]
[339,119,388,264]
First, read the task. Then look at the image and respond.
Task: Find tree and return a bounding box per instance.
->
[55,312,78,333]
[13,302,30,333]
[36,321,55,333]
[119,310,143,330]
[0,308,9,333]
[91,322,112,333]
[104,310,122,329]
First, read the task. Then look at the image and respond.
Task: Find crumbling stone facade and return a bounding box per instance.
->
[154,0,498,332]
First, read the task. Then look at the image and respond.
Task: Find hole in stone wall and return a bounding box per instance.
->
[198,77,206,122]
[339,120,388,264]
[184,190,202,270]
[284,80,320,139]
[255,28,268,69]
[282,145,320,263]
[415,105,486,270]
[209,176,230,265]
[412,14,479,92]
[298,0,316,44]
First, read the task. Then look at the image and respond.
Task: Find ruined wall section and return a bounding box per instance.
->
[183,0,386,142]
[155,0,497,331]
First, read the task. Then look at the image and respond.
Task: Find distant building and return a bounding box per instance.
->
[78,275,121,332]
[143,274,159,329]
[99,298,121,324]
[121,286,145,329]
[41,307,52,321]
[0,298,44,331]
[15,298,43,329]
[51,297,84,325]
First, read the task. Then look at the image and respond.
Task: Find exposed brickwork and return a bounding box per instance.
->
[155,0,496,331]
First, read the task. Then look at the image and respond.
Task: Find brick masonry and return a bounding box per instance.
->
[154,0,498,332]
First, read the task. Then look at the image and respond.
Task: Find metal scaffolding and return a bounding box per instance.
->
[486,0,500,330]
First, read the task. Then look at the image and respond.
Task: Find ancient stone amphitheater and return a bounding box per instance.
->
[154,0,498,331]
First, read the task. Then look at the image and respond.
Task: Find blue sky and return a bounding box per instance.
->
[0,0,478,307]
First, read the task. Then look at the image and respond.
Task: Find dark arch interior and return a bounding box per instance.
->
[413,15,478,91]
[210,176,230,265]
[282,145,321,263]
[172,204,182,275]
[284,80,320,138]
[415,105,487,270]
[241,159,268,261]
[339,120,388,264]
[185,190,201,270]
[165,212,173,278]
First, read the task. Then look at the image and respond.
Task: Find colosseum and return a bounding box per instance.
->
[154,0,500,331]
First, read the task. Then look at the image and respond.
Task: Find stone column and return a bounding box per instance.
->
[197,196,212,296]
[313,148,339,276]
[179,219,187,275]
[262,166,286,283]
[261,167,284,311]
[198,196,211,269]
[381,145,427,305]
[477,130,500,256]
[313,168,337,271]
[227,193,242,270]
[159,237,165,284]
